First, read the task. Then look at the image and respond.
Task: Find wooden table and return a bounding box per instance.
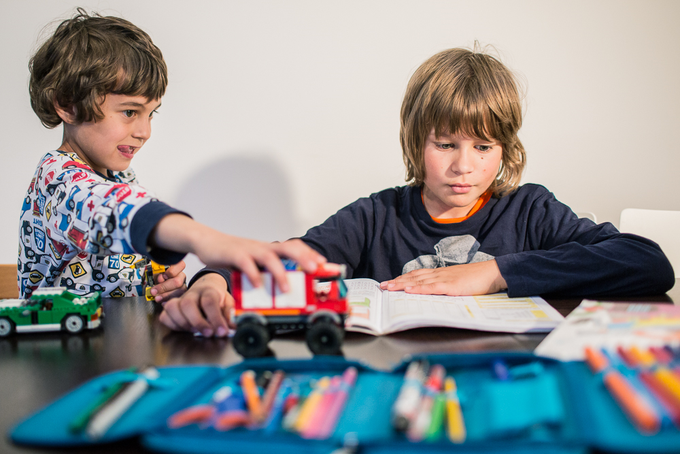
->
[2,281,678,453]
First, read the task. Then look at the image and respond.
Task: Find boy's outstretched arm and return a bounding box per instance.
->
[380,259,508,296]
[152,214,326,292]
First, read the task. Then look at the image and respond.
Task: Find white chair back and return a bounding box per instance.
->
[619,208,680,278]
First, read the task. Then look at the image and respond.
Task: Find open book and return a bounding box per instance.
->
[344,278,564,335]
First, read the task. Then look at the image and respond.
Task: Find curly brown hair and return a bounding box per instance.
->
[400,46,526,196]
[29,8,167,128]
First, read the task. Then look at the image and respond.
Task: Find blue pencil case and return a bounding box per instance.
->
[9,352,680,453]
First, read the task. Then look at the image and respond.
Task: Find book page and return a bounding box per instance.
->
[380,292,564,334]
[535,299,680,361]
[344,279,384,335]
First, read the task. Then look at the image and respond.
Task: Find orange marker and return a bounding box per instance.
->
[584,346,608,373]
[259,370,285,424]
[603,370,660,434]
[240,370,263,422]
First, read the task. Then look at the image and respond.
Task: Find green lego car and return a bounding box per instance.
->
[0,287,103,337]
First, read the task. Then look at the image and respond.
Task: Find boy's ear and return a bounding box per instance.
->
[54,102,78,125]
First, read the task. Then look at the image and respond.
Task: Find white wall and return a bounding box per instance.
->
[2,0,679,280]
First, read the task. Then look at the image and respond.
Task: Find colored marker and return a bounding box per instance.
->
[492,359,510,381]
[316,366,358,439]
[258,370,285,424]
[585,347,660,434]
[424,392,446,442]
[293,376,330,433]
[240,370,263,422]
[167,385,236,429]
[263,379,293,434]
[391,360,427,431]
[639,371,680,427]
[301,375,341,439]
[69,368,137,433]
[86,367,159,439]
[444,376,466,443]
[407,364,445,442]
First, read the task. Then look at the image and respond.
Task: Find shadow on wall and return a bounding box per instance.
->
[171,153,303,280]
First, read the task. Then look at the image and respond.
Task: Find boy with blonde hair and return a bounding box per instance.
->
[166,46,674,336]
[20,9,324,336]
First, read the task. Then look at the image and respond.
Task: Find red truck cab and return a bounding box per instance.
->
[231,262,349,357]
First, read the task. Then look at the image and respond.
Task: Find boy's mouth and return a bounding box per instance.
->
[450,183,472,194]
[118,146,137,158]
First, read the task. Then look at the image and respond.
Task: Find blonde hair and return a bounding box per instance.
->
[400,46,526,196]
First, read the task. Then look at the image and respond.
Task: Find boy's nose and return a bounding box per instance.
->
[451,149,474,174]
[133,119,152,142]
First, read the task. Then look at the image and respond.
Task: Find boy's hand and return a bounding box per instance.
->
[159,273,233,337]
[150,260,187,303]
[379,260,508,296]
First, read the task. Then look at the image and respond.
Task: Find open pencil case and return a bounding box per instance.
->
[9,352,680,453]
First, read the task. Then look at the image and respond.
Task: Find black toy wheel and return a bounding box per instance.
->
[63,314,85,333]
[306,320,344,355]
[0,317,15,337]
[233,322,270,358]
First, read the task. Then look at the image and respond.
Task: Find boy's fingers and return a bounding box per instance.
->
[158,309,180,331]
[160,298,190,331]
[275,240,327,272]
[199,292,229,337]
[152,273,187,297]
[257,251,289,293]
[178,296,213,336]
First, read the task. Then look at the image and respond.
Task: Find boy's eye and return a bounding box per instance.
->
[150,109,159,118]
[438,143,454,150]
[476,145,492,152]
[123,110,135,118]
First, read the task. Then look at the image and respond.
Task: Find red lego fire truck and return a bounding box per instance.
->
[231,261,349,357]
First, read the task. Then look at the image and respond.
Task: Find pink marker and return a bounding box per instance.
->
[315,367,358,439]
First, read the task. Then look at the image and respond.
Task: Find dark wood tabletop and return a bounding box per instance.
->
[2,280,678,454]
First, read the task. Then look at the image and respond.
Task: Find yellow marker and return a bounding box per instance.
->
[293,377,330,433]
[654,367,680,403]
[629,346,656,368]
[445,376,466,443]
